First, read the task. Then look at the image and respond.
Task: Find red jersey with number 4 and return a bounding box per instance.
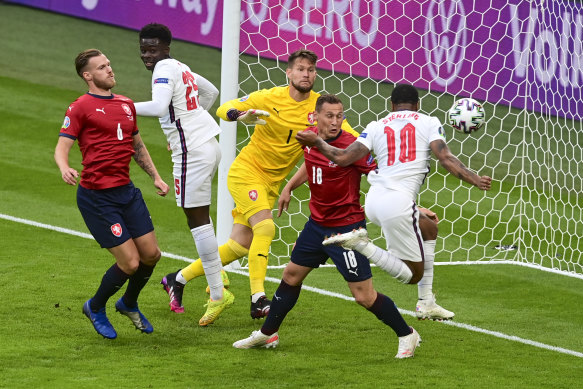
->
[304,127,377,227]
[59,93,138,190]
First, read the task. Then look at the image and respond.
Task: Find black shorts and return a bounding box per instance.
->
[76,182,154,249]
[290,218,371,282]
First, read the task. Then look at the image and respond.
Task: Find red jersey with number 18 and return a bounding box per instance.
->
[304,127,377,227]
[59,93,138,190]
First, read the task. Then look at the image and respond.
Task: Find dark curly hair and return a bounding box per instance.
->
[139,23,172,46]
[390,84,419,105]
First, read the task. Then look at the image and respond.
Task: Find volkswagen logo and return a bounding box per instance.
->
[424,0,468,87]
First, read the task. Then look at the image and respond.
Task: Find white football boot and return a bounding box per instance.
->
[322,228,370,251]
[233,330,279,349]
[395,327,421,359]
[415,295,455,321]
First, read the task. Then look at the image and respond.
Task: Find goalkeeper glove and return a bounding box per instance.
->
[226,109,270,125]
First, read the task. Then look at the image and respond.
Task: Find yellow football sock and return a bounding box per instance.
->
[248,219,275,295]
[181,239,249,282]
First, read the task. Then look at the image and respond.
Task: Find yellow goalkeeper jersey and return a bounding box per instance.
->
[217,86,356,185]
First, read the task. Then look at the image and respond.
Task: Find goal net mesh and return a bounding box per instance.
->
[227,0,583,276]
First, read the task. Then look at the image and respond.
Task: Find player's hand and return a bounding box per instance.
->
[277,188,292,217]
[418,207,438,223]
[237,109,270,125]
[476,175,492,191]
[60,167,79,186]
[296,129,319,146]
[154,177,169,197]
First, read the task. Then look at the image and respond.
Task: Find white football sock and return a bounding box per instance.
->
[363,244,412,284]
[191,224,223,301]
[251,292,266,303]
[175,271,187,285]
[418,240,435,300]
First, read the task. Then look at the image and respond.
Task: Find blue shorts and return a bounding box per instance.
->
[290,218,372,283]
[77,182,154,249]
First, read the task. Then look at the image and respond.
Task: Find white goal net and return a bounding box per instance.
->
[219,0,583,277]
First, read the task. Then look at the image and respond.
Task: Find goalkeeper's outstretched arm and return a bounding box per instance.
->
[216,98,270,125]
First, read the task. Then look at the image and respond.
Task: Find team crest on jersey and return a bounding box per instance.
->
[239,95,249,102]
[248,190,258,201]
[62,116,70,129]
[110,223,123,237]
[121,104,132,116]
[307,111,316,124]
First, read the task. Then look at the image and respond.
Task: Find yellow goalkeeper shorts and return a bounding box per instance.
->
[227,169,280,226]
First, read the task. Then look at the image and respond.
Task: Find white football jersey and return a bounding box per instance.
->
[150,58,220,156]
[357,110,446,199]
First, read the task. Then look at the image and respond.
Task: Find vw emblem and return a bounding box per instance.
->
[423,0,467,87]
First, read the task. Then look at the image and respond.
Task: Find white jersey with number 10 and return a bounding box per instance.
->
[356,110,446,200]
[150,58,220,157]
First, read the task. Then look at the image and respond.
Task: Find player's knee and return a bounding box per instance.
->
[353,290,376,308]
[251,218,276,240]
[405,261,424,284]
[419,214,438,240]
[408,268,424,284]
[408,273,423,284]
[118,257,141,275]
[282,268,303,286]
[139,246,161,267]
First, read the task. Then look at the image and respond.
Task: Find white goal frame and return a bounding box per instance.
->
[217,0,583,280]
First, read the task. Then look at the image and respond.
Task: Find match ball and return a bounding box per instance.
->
[446,98,485,133]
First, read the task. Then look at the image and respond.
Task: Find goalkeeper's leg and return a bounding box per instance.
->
[247,214,276,318]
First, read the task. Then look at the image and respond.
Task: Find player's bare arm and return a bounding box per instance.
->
[430,139,492,190]
[296,130,369,167]
[277,163,308,217]
[54,136,79,186]
[132,134,169,196]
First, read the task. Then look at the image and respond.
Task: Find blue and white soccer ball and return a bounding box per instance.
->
[446,98,485,133]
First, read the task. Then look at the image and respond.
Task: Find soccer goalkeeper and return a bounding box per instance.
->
[160,49,355,319]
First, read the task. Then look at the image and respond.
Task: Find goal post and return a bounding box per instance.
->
[218,0,583,278]
[217,0,243,269]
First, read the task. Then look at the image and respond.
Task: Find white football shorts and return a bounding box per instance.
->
[364,185,425,262]
[172,137,221,208]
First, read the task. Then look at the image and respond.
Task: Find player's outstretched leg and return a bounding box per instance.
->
[323,228,369,250]
[161,270,185,313]
[395,327,421,359]
[83,299,117,339]
[416,294,454,321]
[199,288,235,326]
[233,330,279,349]
[324,228,413,283]
[115,297,154,333]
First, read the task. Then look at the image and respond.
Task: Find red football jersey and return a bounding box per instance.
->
[59,93,139,190]
[304,127,377,227]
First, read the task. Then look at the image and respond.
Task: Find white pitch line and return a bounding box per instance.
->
[1,213,581,358]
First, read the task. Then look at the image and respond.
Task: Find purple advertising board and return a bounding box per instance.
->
[5,0,583,120]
